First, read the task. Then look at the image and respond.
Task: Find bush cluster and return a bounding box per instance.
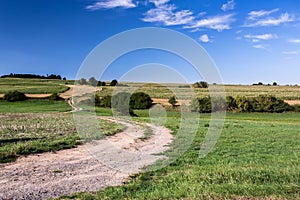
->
[3,91,27,102]
[95,92,153,115]
[191,95,293,113]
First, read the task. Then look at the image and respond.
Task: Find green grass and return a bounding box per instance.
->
[0,113,125,163]
[61,111,300,199]
[0,78,70,94]
[0,99,72,113]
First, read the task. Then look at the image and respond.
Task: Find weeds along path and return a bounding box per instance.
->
[0,116,173,199]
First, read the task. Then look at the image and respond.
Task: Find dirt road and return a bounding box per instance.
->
[0,117,173,200]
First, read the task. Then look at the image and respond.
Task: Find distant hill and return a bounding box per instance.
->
[1,73,63,80]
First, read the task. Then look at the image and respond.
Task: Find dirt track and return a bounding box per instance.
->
[0,117,173,199]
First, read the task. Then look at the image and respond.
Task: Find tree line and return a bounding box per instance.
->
[1,73,64,80]
[77,77,118,86]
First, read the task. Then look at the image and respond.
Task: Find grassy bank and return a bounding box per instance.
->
[61,111,300,199]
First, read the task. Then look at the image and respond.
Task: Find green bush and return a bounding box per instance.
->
[99,95,111,108]
[49,93,64,101]
[3,91,27,102]
[111,92,135,116]
[191,95,292,113]
[130,92,153,109]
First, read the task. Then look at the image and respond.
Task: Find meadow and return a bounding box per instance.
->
[0,78,70,94]
[0,78,299,199]
[97,83,300,100]
[58,110,300,200]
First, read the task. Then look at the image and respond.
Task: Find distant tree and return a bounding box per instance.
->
[97,81,106,86]
[110,79,118,86]
[168,96,177,108]
[258,82,263,85]
[193,81,208,88]
[78,78,87,85]
[272,82,278,86]
[63,77,66,81]
[88,77,98,86]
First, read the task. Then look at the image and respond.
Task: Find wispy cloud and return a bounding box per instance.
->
[142,3,195,26]
[199,34,210,43]
[86,0,136,10]
[221,0,235,12]
[288,39,300,44]
[142,1,235,31]
[244,33,278,42]
[253,44,268,50]
[247,8,279,20]
[282,50,300,55]
[245,11,295,27]
[149,0,170,7]
[184,14,235,32]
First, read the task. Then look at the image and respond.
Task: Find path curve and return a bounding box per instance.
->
[0,117,173,200]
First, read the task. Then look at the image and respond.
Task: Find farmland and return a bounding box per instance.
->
[0,78,299,199]
[96,83,300,100]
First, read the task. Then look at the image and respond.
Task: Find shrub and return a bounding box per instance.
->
[168,96,177,108]
[49,93,64,101]
[193,81,208,88]
[3,91,27,102]
[190,97,211,113]
[112,92,135,116]
[130,92,153,109]
[99,95,111,108]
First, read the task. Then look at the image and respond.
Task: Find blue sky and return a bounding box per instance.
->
[0,0,300,84]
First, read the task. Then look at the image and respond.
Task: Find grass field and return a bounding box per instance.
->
[61,111,300,200]
[1,79,299,199]
[97,83,300,100]
[0,112,124,163]
[0,99,71,113]
[0,78,70,94]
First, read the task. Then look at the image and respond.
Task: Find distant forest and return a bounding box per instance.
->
[1,73,64,80]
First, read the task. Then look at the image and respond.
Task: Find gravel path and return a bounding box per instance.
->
[0,117,173,200]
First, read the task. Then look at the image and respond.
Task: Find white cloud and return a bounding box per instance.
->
[253,44,268,49]
[247,8,279,20]
[149,0,169,7]
[221,0,235,12]
[86,0,136,10]
[142,4,195,26]
[199,34,210,43]
[244,33,278,41]
[184,14,235,32]
[282,50,300,55]
[245,12,295,27]
[288,39,300,44]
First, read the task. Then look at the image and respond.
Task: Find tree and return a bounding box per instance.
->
[110,79,118,86]
[272,82,278,86]
[78,78,87,85]
[88,77,98,86]
[130,92,153,109]
[168,96,177,108]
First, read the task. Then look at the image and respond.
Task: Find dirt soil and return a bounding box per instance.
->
[0,117,173,200]
[284,100,300,105]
